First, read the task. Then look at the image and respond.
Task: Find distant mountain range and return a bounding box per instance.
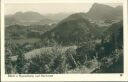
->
[5,11,47,26]
[5,3,123,26]
[5,12,72,26]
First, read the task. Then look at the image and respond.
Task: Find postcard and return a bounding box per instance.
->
[1,0,128,81]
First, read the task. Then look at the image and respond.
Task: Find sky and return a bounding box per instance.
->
[5,3,122,15]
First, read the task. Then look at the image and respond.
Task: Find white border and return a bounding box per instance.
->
[4,0,123,3]
[1,0,128,81]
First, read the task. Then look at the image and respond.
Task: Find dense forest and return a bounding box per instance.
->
[5,3,123,74]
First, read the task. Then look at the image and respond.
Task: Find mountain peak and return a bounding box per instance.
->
[57,13,90,28]
[86,3,123,21]
[91,3,114,11]
[92,3,102,7]
[63,13,87,21]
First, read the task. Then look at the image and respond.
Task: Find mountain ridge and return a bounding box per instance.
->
[86,3,123,21]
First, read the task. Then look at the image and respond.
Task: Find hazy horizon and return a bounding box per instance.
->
[5,3,122,15]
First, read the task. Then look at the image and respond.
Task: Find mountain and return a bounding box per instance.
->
[42,13,101,45]
[5,11,54,26]
[86,3,123,21]
[5,12,72,26]
[5,3,123,26]
[11,11,44,21]
[41,3,123,45]
[5,3,123,45]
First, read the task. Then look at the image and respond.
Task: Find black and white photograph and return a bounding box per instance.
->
[1,0,128,81]
[4,2,124,74]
